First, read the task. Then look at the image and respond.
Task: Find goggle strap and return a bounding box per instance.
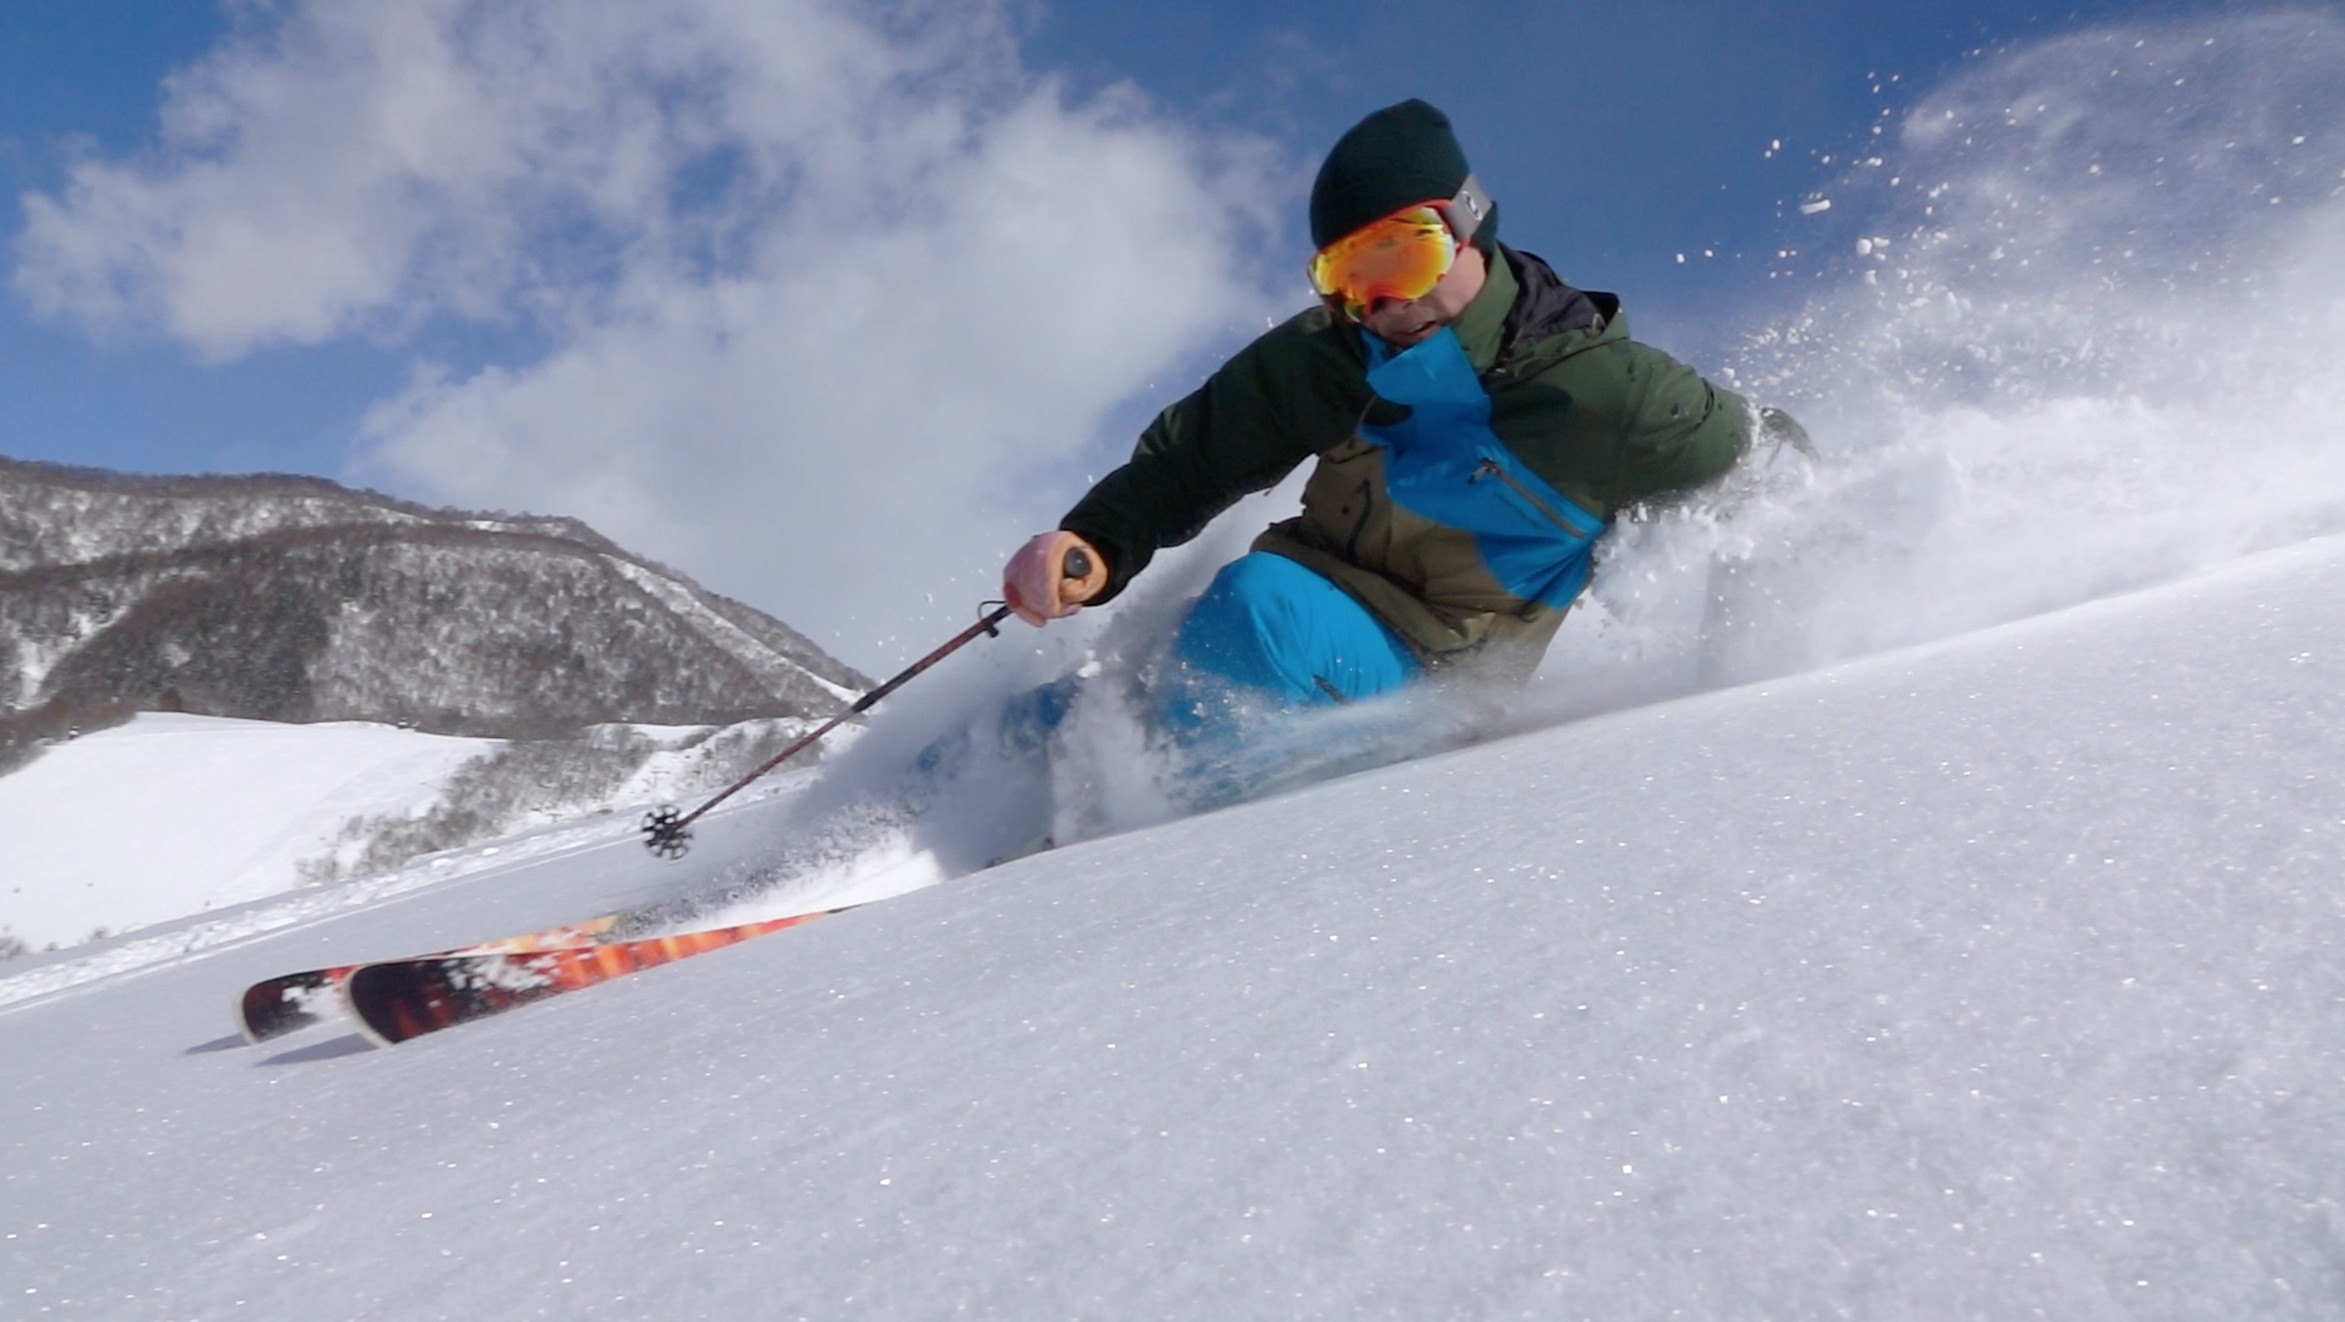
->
[1443,173,1490,246]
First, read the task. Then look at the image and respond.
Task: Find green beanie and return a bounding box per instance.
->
[1309,99,1494,250]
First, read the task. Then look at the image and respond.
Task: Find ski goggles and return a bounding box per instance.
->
[1306,174,1490,321]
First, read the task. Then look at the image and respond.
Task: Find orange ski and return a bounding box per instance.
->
[342,908,851,1045]
[236,913,624,1044]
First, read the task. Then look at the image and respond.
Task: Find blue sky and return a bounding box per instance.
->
[0,0,2271,661]
[0,0,2221,474]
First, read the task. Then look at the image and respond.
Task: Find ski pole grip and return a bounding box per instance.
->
[1059,541,1108,606]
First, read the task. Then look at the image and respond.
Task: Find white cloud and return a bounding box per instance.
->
[13,0,1289,664]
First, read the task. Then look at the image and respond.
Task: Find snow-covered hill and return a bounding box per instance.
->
[4,530,2339,1319]
[0,452,888,958]
[0,712,852,959]
[0,714,494,954]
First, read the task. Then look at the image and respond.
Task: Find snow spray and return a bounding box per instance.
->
[1542,10,2345,719]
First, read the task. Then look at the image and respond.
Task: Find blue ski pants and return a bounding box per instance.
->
[1156,552,1420,738]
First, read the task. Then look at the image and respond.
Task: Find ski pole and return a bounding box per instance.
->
[640,546,1094,858]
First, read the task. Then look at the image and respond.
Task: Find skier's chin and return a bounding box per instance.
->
[1375,320,1441,350]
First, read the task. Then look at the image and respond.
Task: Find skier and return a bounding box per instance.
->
[1003,99,1796,744]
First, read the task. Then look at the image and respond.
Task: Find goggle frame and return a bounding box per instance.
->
[1307,173,1490,321]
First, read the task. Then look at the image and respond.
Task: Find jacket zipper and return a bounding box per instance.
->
[1471,458,1585,535]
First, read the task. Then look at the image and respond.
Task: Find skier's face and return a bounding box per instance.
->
[1357,242,1486,350]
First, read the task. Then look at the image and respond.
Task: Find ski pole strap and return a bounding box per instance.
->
[643,603,1014,855]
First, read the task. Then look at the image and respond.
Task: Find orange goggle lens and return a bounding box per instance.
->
[1306,206,1459,320]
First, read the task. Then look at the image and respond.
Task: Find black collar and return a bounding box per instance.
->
[1498,244,1615,356]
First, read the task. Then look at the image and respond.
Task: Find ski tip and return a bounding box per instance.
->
[237,973,329,1045]
[341,964,412,1049]
[234,991,282,1046]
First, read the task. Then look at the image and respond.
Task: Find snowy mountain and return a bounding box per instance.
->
[2,530,2338,1318]
[0,455,883,956]
[0,454,869,761]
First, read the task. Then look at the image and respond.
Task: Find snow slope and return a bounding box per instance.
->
[0,713,854,964]
[3,531,2340,1319]
[0,714,495,953]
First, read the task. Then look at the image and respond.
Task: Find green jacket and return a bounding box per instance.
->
[1063,245,1749,678]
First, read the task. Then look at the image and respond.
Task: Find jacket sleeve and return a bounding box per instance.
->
[1604,340,1752,509]
[1060,309,1372,603]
